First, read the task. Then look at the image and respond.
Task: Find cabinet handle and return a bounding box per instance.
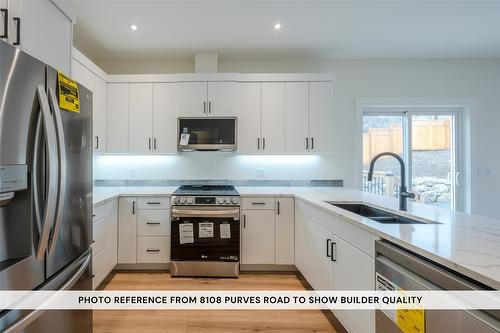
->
[243,214,246,228]
[311,137,314,150]
[326,239,332,258]
[277,201,280,215]
[148,138,152,150]
[132,201,136,214]
[13,17,20,45]
[146,249,160,253]
[263,138,266,150]
[154,138,157,150]
[251,202,266,205]
[95,136,99,150]
[147,221,161,225]
[331,241,337,262]
[209,101,212,114]
[203,101,206,114]
[305,138,309,150]
[0,8,8,39]
[146,201,161,205]
[257,138,260,150]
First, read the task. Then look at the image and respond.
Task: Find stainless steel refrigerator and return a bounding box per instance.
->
[0,40,92,332]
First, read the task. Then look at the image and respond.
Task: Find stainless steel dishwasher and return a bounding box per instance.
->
[375,240,500,333]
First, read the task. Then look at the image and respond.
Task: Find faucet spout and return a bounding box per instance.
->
[367,152,414,211]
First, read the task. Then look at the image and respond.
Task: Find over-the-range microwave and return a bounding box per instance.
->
[177,117,237,151]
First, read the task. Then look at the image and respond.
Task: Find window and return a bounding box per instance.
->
[362,108,463,211]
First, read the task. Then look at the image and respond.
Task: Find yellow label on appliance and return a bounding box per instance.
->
[396,307,425,333]
[57,71,80,113]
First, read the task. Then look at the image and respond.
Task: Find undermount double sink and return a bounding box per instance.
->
[326,202,441,225]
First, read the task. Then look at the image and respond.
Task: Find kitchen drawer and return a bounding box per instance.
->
[138,197,170,210]
[138,210,170,237]
[93,203,106,222]
[241,197,275,210]
[92,217,106,256]
[137,237,170,263]
[92,250,107,290]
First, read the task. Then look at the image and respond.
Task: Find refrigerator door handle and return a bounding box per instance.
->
[47,88,67,255]
[2,252,91,333]
[34,85,59,260]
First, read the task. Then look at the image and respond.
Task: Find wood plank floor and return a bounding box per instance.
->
[93,272,337,333]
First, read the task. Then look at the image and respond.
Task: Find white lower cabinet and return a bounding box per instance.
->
[241,196,294,266]
[92,199,118,290]
[118,196,171,265]
[241,210,276,264]
[295,199,375,333]
[137,237,170,263]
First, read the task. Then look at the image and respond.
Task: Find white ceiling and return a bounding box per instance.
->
[59,0,500,62]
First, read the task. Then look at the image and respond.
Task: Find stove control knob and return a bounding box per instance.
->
[224,197,231,204]
[231,197,238,204]
[179,197,187,204]
[172,197,179,204]
[186,197,193,204]
[217,197,224,204]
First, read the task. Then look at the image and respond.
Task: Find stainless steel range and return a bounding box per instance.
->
[170,185,240,277]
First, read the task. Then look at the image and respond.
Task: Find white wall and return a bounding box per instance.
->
[94,58,500,218]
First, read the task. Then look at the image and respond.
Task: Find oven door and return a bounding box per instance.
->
[171,206,240,261]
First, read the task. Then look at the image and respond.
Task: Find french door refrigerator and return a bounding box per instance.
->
[0,40,92,332]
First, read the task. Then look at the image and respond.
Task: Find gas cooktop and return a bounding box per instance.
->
[173,185,239,196]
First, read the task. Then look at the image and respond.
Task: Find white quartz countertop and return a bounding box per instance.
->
[93,185,500,289]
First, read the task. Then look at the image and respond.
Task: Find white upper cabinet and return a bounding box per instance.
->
[177,81,237,116]
[261,82,285,153]
[284,82,309,153]
[237,82,261,153]
[309,81,334,153]
[153,83,177,153]
[0,0,20,46]
[107,83,129,153]
[71,58,107,153]
[128,83,154,153]
[19,0,71,73]
[176,81,207,116]
[206,81,237,116]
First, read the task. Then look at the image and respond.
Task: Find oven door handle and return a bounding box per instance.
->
[171,208,240,220]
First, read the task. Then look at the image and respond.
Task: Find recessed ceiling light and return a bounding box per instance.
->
[130,24,138,31]
[274,23,281,30]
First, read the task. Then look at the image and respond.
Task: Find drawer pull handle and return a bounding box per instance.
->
[251,202,266,205]
[147,202,161,205]
[146,249,160,253]
[147,221,161,225]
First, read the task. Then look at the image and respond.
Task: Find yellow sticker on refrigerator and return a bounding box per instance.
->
[57,71,80,113]
[396,307,425,333]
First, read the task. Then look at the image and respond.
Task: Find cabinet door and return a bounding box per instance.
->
[332,236,375,333]
[153,83,177,153]
[241,210,275,264]
[176,81,207,116]
[236,83,261,153]
[207,81,236,116]
[105,199,118,272]
[6,0,20,46]
[71,58,106,153]
[294,200,307,273]
[20,0,71,73]
[128,83,153,153]
[309,82,334,153]
[284,82,309,153]
[275,197,294,265]
[118,197,137,264]
[261,82,285,153]
[305,219,334,290]
[93,76,107,153]
[107,83,129,153]
[0,0,7,43]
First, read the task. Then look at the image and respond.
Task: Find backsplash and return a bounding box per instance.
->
[94,179,343,187]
